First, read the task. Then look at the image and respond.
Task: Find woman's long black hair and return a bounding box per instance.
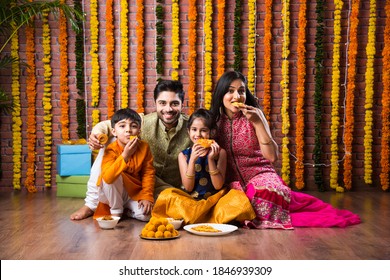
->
[210,71,260,123]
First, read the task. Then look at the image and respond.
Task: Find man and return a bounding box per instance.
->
[70,80,191,220]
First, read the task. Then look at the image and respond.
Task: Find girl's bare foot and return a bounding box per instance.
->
[70,205,94,220]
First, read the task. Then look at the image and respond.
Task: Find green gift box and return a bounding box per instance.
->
[56,175,89,198]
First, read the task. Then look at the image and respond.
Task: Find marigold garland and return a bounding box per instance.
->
[262,0,272,124]
[90,0,100,122]
[330,0,343,192]
[60,1,70,141]
[24,23,37,193]
[136,0,145,113]
[343,0,360,190]
[188,0,197,114]
[364,0,376,185]
[11,22,22,190]
[295,0,307,190]
[91,109,100,128]
[42,9,53,188]
[204,0,213,109]
[217,0,225,79]
[247,0,256,93]
[120,0,129,108]
[171,0,180,81]
[281,0,291,185]
[381,0,390,191]
[314,0,325,191]
[106,0,115,119]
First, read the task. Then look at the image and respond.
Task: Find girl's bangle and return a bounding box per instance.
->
[185,173,195,179]
[209,169,220,175]
[260,139,273,145]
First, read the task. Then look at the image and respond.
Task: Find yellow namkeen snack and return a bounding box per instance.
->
[196,139,214,148]
[140,217,179,239]
[191,225,222,233]
[101,215,113,220]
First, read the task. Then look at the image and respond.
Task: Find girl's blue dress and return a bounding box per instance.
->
[182,147,217,200]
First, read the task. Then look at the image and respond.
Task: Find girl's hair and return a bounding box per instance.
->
[111,108,142,128]
[153,79,185,102]
[187,108,217,135]
[210,70,260,122]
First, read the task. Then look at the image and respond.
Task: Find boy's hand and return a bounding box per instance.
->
[138,200,153,215]
[122,137,139,162]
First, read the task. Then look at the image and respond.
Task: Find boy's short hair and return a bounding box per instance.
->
[111,108,142,128]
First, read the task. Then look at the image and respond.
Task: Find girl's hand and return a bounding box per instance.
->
[208,141,221,160]
[122,137,138,161]
[190,143,208,162]
[138,200,153,215]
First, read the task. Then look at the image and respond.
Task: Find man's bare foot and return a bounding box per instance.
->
[70,205,94,220]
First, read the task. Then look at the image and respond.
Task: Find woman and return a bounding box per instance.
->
[210,70,361,229]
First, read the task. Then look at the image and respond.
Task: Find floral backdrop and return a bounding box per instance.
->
[0,0,388,193]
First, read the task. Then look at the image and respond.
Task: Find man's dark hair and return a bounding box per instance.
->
[153,80,185,102]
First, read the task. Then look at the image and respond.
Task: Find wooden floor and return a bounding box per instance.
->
[0,188,389,260]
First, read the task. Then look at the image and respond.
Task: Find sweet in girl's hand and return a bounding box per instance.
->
[196,139,214,148]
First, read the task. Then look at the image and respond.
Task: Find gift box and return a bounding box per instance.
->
[56,175,89,198]
[56,144,92,176]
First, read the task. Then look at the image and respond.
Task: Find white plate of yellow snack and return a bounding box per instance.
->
[183,223,238,236]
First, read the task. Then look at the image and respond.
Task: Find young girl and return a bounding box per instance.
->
[178,108,226,200]
[210,70,361,229]
[151,108,255,224]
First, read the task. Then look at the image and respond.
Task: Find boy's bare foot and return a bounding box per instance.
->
[70,205,94,220]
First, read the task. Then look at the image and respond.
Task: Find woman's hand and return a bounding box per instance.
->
[241,106,278,162]
[240,105,263,124]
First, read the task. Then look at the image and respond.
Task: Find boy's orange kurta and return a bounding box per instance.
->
[94,139,155,218]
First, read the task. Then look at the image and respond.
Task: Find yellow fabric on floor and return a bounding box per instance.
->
[152,187,256,224]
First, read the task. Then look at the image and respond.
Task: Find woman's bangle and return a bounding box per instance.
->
[185,173,195,179]
[260,139,273,145]
[209,169,220,175]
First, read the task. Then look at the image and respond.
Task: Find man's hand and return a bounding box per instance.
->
[88,133,104,150]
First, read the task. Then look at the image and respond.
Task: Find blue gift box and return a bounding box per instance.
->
[56,144,92,176]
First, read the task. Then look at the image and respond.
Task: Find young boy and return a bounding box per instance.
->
[95,108,155,221]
